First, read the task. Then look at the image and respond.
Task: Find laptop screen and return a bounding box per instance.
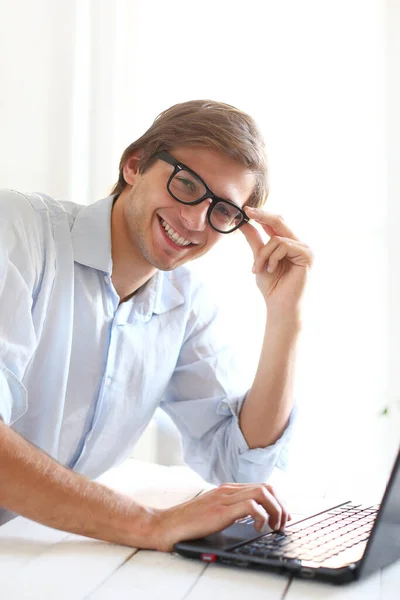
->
[360,447,400,576]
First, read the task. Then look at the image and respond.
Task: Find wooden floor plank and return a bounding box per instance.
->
[0,533,137,600]
[185,563,289,600]
[286,572,381,600]
[88,550,206,600]
[0,518,71,580]
[381,560,400,600]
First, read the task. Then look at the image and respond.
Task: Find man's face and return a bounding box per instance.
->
[121,146,256,271]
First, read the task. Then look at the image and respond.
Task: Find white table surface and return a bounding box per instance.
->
[1,460,399,599]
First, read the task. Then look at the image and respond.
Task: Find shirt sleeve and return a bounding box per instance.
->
[0,190,41,425]
[160,281,297,485]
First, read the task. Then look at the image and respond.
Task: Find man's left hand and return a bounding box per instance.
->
[241,206,313,312]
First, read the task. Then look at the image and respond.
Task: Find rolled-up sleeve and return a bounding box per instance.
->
[0,190,40,424]
[161,283,297,485]
[213,396,296,482]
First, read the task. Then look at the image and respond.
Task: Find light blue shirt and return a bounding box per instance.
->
[0,189,294,521]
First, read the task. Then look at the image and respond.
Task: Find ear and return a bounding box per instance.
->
[122,152,141,186]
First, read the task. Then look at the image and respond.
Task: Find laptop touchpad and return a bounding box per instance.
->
[196,519,272,550]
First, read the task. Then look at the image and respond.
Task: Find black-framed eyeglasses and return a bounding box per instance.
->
[154,150,250,234]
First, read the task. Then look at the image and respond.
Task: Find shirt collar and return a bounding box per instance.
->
[71,195,185,317]
[71,195,114,275]
[129,270,185,321]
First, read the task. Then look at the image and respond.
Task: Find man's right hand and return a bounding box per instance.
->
[143,482,291,552]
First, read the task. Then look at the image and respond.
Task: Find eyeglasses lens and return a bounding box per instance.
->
[209,201,244,233]
[169,170,243,233]
[170,169,206,203]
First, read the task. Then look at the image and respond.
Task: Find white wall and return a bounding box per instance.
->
[387,0,400,458]
[0,0,75,197]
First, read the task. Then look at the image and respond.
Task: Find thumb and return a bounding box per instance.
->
[239,222,264,259]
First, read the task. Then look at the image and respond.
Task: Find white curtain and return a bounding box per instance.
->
[0,0,398,498]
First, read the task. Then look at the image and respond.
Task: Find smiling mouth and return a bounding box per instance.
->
[158,217,194,247]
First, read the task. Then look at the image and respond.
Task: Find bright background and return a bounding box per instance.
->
[0,0,399,501]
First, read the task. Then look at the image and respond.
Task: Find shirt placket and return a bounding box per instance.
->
[71,274,122,471]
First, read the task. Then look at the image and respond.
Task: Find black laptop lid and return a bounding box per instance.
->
[359,447,400,577]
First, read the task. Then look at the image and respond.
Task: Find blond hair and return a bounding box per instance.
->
[111,100,269,207]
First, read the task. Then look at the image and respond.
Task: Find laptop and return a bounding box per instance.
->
[173,446,400,584]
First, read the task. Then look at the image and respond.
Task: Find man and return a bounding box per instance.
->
[0,100,312,551]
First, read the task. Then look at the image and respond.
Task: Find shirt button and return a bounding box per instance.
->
[105,377,111,386]
[104,275,110,284]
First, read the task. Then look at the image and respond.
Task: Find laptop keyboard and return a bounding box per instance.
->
[233,503,379,564]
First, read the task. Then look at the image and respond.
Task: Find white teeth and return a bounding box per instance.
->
[161,219,191,247]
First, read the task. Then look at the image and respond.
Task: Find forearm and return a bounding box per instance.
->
[239,310,301,449]
[0,420,294,552]
[0,422,292,552]
[0,420,157,547]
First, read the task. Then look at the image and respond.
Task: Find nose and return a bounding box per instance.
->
[179,200,211,232]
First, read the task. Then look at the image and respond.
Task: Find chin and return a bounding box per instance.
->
[141,248,184,272]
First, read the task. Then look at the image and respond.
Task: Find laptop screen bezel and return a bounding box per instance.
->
[358,446,400,577]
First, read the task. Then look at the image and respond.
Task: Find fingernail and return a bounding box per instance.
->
[267,264,273,273]
[252,263,257,273]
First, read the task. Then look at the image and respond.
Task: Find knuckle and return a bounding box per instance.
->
[218,483,231,492]
[256,486,270,501]
[277,238,287,248]
[216,485,230,497]
[246,499,258,512]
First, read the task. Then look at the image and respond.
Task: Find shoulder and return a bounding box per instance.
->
[0,190,90,245]
[0,190,66,235]
[0,189,41,221]
[0,189,83,223]
[0,190,47,248]
[0,190,84,280]
[0,191,48,289]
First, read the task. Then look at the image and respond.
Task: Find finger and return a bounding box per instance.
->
[252,237,281,274]
[239,222,264,259]
[245,207,299,241]
[261,223,277,238]
[253,238,309,274]
[201,483,288,530]
[264,484,291,529]
[219,482,291,524]
[231,499,269,532]
[265,243,291,274]
[224,486,283,530]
